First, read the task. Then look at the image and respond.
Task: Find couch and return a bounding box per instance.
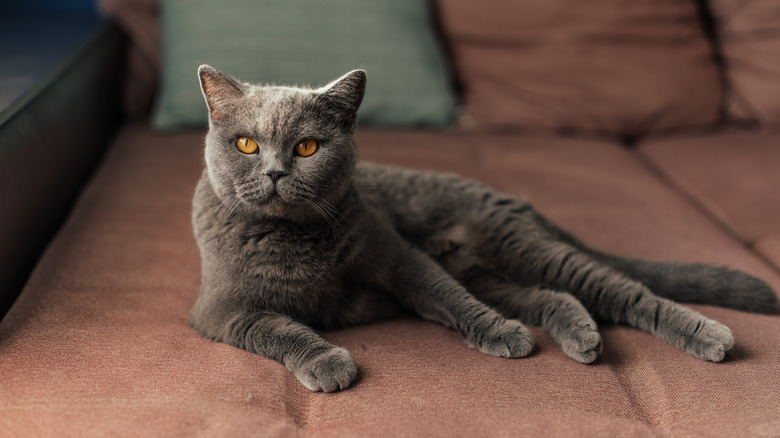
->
[2,0,779,436]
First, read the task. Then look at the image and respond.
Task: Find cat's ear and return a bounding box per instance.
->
[198,65,247,122]
[318,70,366,127]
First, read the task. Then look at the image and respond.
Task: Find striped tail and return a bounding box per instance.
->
[590,252,779,314]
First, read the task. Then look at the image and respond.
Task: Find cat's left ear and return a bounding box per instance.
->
[318,70,366,128]
[198,65,247,123]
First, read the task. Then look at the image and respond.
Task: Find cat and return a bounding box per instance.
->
[190,65,779,392]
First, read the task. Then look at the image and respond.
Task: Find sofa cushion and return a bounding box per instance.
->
[151,0,457,131]
[639,131,780,270]
[1,124,778,436]
[436,0,723,137]
[710,0,780,127]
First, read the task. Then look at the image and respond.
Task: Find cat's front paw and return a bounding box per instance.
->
[560,324,602,364]
[467,318,534,359]
[682,318,734,362]
[291,347,358,392]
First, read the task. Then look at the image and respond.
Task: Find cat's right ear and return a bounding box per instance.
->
[198,65,246,123]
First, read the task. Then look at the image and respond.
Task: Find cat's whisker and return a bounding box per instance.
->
[214,197,233,216]
[317,198,343,218]
[306,199,339,240]
[224,197,242,217]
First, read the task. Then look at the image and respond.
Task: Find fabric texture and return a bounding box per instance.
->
[709,0,780,127]
[639,131,780,270]
[436,0,723,137]
[151,0,458,131]
[1,124,779,436]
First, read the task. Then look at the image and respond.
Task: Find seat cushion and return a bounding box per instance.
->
[1,124,778,436]
[436,0,722,136]
[639,131,780,270]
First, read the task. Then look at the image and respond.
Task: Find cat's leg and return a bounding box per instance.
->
[189,308,357,392]
[391,246,535,359]
[466,274,602,363]
[502,242,735,362]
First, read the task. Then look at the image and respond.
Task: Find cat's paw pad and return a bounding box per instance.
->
[560,324,602,364]
[468,319,534,359]
[291,347,358,392]
[683,319,734,362]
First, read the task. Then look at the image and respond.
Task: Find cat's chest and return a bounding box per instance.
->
[225,222,350,286]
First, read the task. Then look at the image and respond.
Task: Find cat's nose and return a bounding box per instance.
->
[266,170,287,183]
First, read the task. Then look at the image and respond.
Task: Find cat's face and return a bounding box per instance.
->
[198,65,366,221]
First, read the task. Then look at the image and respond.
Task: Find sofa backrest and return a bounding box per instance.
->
[710,0,780,127]
[102,0,780,138]
[437,0,723,137]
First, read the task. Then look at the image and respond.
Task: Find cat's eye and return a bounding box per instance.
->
[236,137,259,154]
[295,139,318,157]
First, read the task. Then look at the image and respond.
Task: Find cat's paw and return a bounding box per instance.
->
[291,347,358,392]
[467,318,534,359]
[559,324,603,364]
[681,318,734,362]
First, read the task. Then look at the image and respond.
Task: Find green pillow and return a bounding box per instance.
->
[152,0,458,131]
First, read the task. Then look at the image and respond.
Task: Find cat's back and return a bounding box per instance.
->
[354,163,471,209]
[353,163,501,230]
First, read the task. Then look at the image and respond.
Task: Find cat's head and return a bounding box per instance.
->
[198,65,366,222]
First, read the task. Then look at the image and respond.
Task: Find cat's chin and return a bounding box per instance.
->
[242,195,317,222]
[258,196,292,215]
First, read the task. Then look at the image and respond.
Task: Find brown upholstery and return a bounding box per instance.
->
[5,0,780,435]
[710,0,780,126]
[640,131,780,270]
[1,124,778,435]
[436,0,723,136]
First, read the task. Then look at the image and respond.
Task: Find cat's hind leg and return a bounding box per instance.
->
[501,242,735,362]
[465,273,602,363]
[390,245,535,359]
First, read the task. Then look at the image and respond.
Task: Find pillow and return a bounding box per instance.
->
[437,0,723,137]
[709,0,780,127]
[152,0,458,131]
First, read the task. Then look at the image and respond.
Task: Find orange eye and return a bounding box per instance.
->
[236,137,259,154]
[295,139,318,157]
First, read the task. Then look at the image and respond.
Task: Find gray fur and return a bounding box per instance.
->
[190,66,779,392]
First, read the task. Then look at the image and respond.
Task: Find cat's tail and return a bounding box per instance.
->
[591,252,779,314]
[531,211,779,314]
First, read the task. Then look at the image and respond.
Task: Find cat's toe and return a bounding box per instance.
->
[469,319,534,359]
[292,347,358,392]
[560,325,602,364]
[684,319,734,363]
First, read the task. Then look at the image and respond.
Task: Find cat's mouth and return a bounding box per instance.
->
[264,191,290,208]
[240,188,301,216]
[253,190,287,206]
[236,180,287,204]
[234,180,316,219]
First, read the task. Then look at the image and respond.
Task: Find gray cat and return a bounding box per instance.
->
[190,65,778,392]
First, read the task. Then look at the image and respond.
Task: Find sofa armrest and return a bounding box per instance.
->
[0,12,125,317]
